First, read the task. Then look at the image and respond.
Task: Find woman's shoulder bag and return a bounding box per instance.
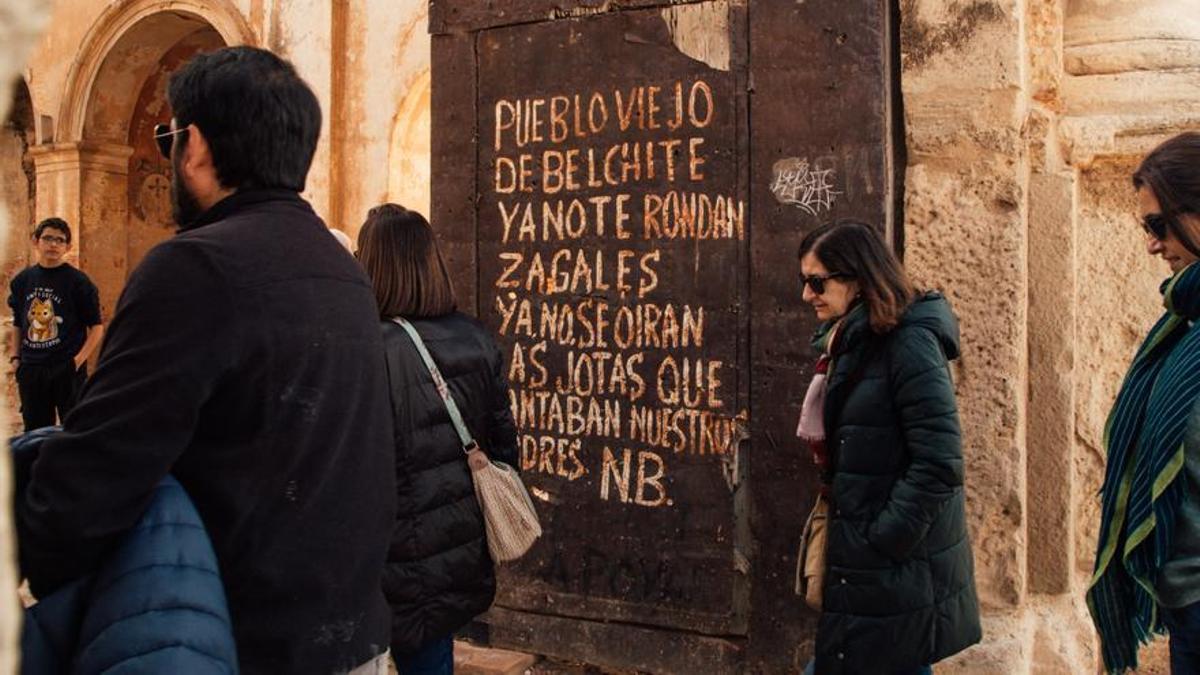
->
[392,317,543,562]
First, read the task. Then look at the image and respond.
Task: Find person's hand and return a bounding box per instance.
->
[73,354,85,370]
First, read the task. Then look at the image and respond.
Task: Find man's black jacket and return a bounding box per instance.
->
[17,189,396,675]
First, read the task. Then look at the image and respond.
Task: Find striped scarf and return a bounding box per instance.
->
[1087,263,1200,673]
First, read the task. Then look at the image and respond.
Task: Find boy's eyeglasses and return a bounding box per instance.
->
[153,123,188,159]
[38,235,67,245]
[800,273,851,295]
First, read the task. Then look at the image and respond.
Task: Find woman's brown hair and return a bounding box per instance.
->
[1133,131,1200,257]
[798,221,915,333]
[356,203,457,318]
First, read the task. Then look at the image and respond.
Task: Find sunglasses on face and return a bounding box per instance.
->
[153,123,187,160]
[800,272,851,295]
[1143,213,1173,241]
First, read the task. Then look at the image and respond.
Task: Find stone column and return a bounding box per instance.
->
[1064,0,1200,77]
[0,0,54,670]
[1055,2,1200,671]
[1026,174,1077,596]
[1060,0,1200,164]
[898,0,1133,671]
[900,3,1032,667]
[1060,0,1200,586]
[273,0,334,223]
[1026,0,1076,601]
[28,144,86,229]
[28,142,133,322]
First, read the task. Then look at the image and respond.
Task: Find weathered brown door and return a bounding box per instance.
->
[430,1,897,671]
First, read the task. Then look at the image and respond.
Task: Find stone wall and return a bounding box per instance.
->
[339,1,430,237]
[900,0,1029,617]
[2,79,35,415]
[0,0,53,668]
[901,0,1197,671]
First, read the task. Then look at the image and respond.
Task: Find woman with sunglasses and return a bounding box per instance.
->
[795,221,980,674]
[1088,132,1200,674]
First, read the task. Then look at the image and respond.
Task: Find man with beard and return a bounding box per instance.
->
[15,47,395,675]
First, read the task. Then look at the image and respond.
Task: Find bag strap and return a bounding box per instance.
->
[391,317,478,453]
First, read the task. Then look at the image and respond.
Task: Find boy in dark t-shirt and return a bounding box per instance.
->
[8,218,104,430]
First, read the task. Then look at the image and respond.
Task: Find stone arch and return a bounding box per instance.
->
[387,69,432,219]
[35,1,253,324]
[59,0,255,143]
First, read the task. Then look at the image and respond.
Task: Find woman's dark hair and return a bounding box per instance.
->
[167,46,321,192]
[1133,132,1200,255]
[798,221,915,333]
[357,203,457,318]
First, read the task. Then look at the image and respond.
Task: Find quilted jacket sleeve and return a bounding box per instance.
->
[866,326,964,561]
[72,478,238,674]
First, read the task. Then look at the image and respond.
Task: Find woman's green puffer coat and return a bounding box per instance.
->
[813,292,981,674]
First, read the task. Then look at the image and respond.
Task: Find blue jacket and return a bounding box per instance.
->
[14,429,238,674]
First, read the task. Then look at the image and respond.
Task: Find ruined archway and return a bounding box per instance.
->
[59,0,255,143]
[3,78,36,405]
[116,24,227,276]
[387,69,432,220]
[33,1,254,321]
[2,78,35,277]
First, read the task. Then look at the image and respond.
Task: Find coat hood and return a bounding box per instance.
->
[899,292,961,361]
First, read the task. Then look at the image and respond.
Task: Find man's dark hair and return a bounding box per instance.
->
[167,46,321,192]
[1133,131,1200,255]
[799,220,915,333]
[33,217,71,243]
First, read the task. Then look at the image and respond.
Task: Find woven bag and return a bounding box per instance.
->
[794,493,829,611]
[392,318,542,562]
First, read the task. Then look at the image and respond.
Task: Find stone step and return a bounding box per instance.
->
[454,641,539,675]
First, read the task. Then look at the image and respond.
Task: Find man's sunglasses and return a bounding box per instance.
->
[153,123,187,159]
[800,272,852,295]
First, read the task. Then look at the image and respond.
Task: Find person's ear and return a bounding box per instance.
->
[179,124,215,178]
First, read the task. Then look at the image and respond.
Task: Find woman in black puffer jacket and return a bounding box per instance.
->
[357,204,519,675]
[796,222,981,674]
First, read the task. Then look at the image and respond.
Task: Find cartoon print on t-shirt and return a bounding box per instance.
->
[26,297,63,343]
